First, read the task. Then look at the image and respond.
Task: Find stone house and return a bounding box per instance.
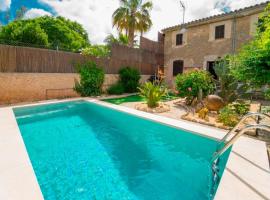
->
[161,1,269,86]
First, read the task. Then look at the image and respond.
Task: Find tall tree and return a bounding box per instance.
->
[0,16,90,51]
[231,3,270,99]
[112,0,153,47]
[257,4,270,34]
[21,22,49,46]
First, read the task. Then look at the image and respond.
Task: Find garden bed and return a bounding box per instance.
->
[103,93,266,135]
[181,113,230,130]
[180,102,262,131]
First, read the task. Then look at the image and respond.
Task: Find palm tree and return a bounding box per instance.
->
[112,0,153,47]
[104,33,129,47]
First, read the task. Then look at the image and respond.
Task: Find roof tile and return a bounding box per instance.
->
[162,1,269,32]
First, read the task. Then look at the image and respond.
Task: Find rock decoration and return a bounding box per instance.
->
[204,95,225,112]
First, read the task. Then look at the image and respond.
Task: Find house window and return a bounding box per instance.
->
[173,60,184,76]
[215,25,225,39]
[176,34,183,45]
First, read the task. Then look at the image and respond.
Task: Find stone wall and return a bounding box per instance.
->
[163,8,263,86]
[0,73,150,105]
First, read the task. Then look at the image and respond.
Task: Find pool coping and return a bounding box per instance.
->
[0,98,269,200]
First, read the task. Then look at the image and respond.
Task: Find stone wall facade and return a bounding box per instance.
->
[162,3,266,86]
[0,73,150,105]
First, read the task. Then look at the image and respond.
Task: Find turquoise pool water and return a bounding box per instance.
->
[14,100,231,200]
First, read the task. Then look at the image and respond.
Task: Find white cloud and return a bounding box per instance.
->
[23,8,52,19]
[40,0,119,44]
[0,0,11,11]
[227,0,267,10]
[39,0,268,43]
[148,0,267,40]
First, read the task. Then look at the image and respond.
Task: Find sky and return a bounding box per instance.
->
[0,0,268,44]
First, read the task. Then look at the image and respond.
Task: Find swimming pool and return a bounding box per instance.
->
[14,100,231,200]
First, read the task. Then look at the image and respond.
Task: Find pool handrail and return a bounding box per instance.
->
[212,124,270,162]
[212,112,270,162]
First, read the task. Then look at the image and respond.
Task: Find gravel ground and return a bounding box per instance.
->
[121,99,187,120]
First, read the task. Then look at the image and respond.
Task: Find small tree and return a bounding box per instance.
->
[119,67,141,93]
[257,4,270,34]
[214,56,239,103]
[138,82,167,108]
[231,3,270,99]
[175,70,215,105]
[74,61,105,96]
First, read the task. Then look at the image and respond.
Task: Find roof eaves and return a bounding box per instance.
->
[161,1,269,33]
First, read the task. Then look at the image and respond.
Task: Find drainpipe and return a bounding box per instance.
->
[231,13,237,54]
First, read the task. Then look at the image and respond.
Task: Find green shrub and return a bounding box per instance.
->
[175,70,215,104]
[218,106,239,127]
[214,56,239,103]
[261,106,270,114]
[81,45,110,57]
[138,82,167,108]
[74,61,105,96]
[265,89,270,100]
[230,4,270,96]
[119,67,141,93]
[107,82,125,95]
[230,101,250,116]
[218,101,250,127]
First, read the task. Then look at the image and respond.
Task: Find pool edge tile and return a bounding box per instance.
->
[215,137,270,200]
[0,107,44,200]
[1,98,269,200]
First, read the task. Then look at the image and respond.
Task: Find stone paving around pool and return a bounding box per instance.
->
[0,98,270,200]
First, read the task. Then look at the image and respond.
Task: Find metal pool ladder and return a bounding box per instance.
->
[212,112,270,162]
[209,112,270,198]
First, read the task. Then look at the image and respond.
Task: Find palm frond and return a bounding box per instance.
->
[112,0,153,47]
